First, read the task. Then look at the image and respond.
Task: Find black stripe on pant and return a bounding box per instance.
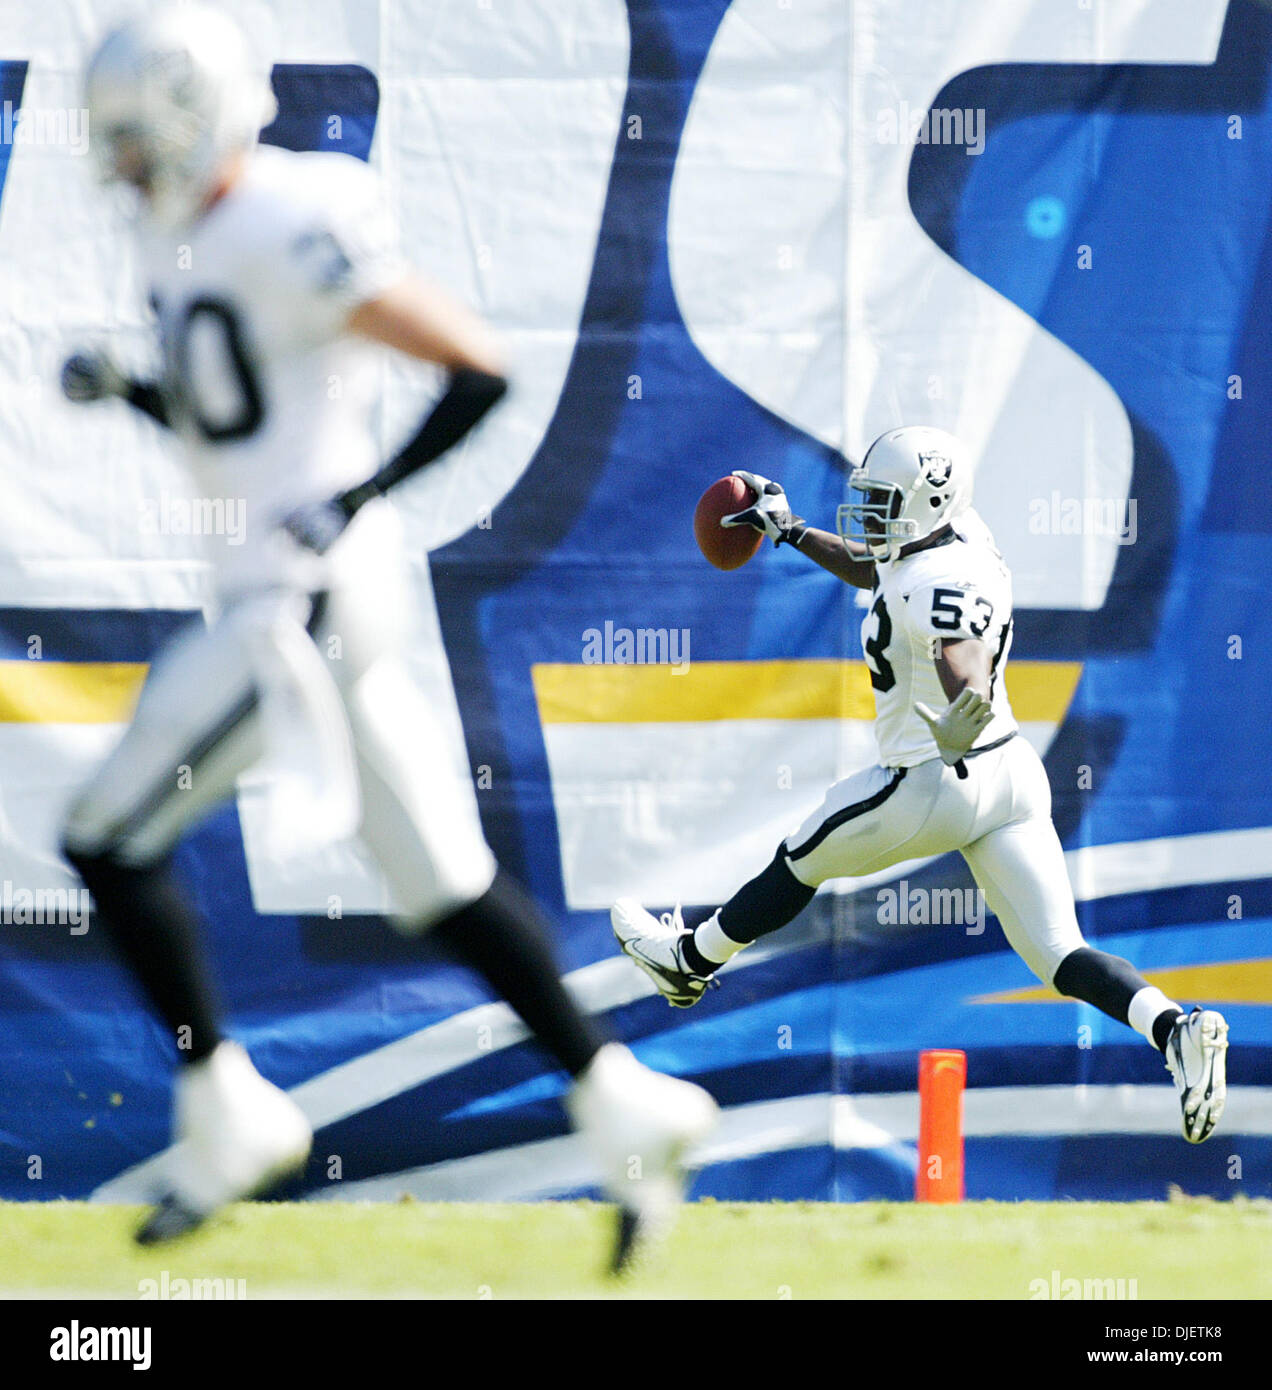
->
[786,767,909,864]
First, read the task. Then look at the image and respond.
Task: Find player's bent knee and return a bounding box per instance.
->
[385,857,499,937]
[60,837,139,906]
[60,811,142,876]
[60,806,115,871]
[781,844,823,891]
[1035,940,1086,991]
[388,894,475,938]
[61,789,170,879]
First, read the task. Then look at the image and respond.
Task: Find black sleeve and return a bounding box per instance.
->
[124,380,173,429]
[337,366,508,515]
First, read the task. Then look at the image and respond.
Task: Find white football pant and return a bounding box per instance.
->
[783,736,1084,985]
[61,501,497,929]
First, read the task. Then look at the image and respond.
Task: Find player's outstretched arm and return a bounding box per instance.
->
[61,350,172,428]
[283,275,509,554]
[347,274,505,375]
[341,275,508,500]
[784,525,876,589]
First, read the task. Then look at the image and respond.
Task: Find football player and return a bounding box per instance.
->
[60,3,716,1266]
[613,426,1229,1145]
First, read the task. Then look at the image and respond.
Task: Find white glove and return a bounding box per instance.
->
[721,469,805,546]
[914,687,994,767]
[60,350,128,404]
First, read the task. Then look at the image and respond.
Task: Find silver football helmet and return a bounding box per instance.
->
[84,3,277,230]
[837,426,972,562]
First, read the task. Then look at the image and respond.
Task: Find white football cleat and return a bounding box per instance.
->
[137,1040,313,1244]
[1164,1008,1229,1144]
[611,898,715,1008]
[566,1043,719,1273]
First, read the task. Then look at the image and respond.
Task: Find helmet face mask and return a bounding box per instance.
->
[836,427,971,562]
[96,123,157,193]
[836,479,917,559]
[95,117,186,200]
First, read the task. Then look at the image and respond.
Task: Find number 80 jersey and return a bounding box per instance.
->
[140,145,405,593]
[860,509,1017,769]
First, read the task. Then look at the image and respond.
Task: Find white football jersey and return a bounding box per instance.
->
[861,508,1017,768]
[139,144,405,594]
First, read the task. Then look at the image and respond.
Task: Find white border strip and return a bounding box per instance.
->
[1064,826,1272,901]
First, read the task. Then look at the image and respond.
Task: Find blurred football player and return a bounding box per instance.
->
[612,426,1229,1145]
[61,3,715,1265]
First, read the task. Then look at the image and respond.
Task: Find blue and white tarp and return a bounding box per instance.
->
[1,0,1269,1204]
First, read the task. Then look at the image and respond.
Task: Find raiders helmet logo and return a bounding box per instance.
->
[919,450,953,488]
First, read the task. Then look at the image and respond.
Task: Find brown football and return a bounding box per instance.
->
[694,476,761,571]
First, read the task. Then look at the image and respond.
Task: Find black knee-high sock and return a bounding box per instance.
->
[63,845,223,1063]
[429,871,605,1078]
[681,849,815,975]
[1052,946,1181,1049]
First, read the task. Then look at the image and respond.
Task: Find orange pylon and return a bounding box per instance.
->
[916,1049,966,1202]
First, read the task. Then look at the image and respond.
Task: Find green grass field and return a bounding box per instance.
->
[2,1196,1269,1299]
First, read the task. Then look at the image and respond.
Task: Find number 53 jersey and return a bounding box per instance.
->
[861,509,1018,768]
[139,144,405,595]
